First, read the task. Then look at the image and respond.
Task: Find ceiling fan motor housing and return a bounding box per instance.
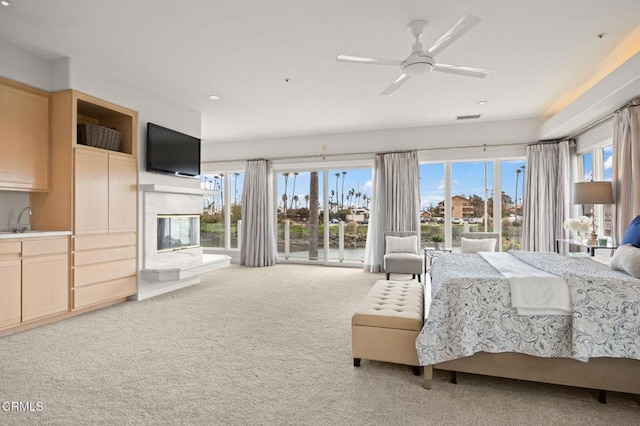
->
[401,54,435,75]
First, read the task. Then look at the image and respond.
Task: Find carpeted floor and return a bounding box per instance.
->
[0,264,638,425]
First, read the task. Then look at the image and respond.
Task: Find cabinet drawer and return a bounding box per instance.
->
[73,276,136,309]
[74,258,136,287]
[22,237,69,257]
[74,245,136,266]
[74,233,136,251]
[0,241,21,255]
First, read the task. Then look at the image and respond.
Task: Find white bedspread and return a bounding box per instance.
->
[479,252,571,315]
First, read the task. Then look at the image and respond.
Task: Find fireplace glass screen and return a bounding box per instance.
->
[157,215,200,252]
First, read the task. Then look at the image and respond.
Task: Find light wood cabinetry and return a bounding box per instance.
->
[0,77,49,191]
[0,236,70,331]
[0,242,21,329]
[21,238,69,322]
[30,90,138,310]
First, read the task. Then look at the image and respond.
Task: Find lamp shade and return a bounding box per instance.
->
[573,181,614,204]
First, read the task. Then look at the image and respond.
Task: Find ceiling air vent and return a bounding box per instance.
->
[456,114,481,120]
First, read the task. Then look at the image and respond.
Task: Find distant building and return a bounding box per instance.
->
[438,195,474,218]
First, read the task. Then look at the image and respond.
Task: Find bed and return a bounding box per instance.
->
[415,251,640,401]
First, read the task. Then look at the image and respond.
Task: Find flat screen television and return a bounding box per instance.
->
[146,122,201,177]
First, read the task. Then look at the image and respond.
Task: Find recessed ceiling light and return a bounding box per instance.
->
[0,0,14,7]
[477,100,487,105]
[208,95,220,101]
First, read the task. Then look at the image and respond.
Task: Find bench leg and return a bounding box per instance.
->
[386,273,390,280]
[353,358,361,367]
[412,366,422,376]
[450,371,457,384]
[598,390,607,404]
[423,365,433,389]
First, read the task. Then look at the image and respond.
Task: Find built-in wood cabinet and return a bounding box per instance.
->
[0,77,49,191]
[30,90,138,311]
[21,238,69,322]
[0,242,21,329]
[0,236,70,331]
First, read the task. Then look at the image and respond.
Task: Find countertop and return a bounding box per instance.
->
[0,230,72,240]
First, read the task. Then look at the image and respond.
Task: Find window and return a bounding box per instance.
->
[276,171,325,262]
[201,174,225,248]
[275,167,371,264]
[200,171,243,249]
[419,163,445,247]
[450,161,493,250]
[500,160,526,250]
[419,159,525,251]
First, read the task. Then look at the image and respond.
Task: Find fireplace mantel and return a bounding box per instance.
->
[140,184,217,196]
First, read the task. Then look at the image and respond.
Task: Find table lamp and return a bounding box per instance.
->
[573,181,614,245]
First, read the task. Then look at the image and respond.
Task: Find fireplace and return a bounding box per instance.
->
[157,214,200,252]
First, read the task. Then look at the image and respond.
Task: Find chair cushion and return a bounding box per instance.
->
[621,215,640,248]
[460,237,497,253]
[384,253,422,273]
[611,244,640,278]
[385,235,418,255]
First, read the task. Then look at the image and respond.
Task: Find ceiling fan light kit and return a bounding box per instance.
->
[337,14,491,96]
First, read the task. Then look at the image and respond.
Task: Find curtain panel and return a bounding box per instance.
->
[240,160,278,267]
[612,99,640,243]
[363,151,420,272]
[522,140,573,252]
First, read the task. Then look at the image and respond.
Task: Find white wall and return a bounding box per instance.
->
[0,39,51,91]
[202,118,538,164]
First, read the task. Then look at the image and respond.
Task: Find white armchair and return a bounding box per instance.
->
[383,231,423,282]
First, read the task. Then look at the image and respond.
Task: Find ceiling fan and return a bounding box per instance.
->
[337,15,490,96]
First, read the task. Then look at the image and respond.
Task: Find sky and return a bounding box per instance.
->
[201,145,612,213]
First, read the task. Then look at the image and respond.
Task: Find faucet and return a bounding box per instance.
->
[13,206,32,233]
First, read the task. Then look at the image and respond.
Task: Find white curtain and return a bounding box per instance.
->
[522,140,573,251]
[612,99,640,243]
[363,151,420,272]
[240,160,278,267]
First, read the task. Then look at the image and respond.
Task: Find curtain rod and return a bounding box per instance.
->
[200,141,534,165]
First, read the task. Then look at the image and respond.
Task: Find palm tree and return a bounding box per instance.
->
[283,172,290,217]
[341,171,347,209]
[293,195,299,209]
[304,194,309,209]
[519,165,526,217]
[309,172,319,260]
[515,168,522,219]
[281,194,288,217]
[290,172,299,210]
[355,191,361,208]
[348,188,355,208]
[334,172,340,210]
[233,172,240,204]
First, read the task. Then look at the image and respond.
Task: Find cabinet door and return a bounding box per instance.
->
[0,80,49,191]
[22,253,69,322]
[108,155,137,233]
[0,258,21,329]
[75,149,109,234]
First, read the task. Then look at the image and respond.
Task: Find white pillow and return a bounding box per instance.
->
[385,235,418,255]
[460,237,496,254]
[610,244,640,278]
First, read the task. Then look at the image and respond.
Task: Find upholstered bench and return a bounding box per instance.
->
[352,279,424,375]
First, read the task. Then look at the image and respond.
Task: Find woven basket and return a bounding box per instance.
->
[77,124,122,151]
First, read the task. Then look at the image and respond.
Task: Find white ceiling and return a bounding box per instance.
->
[1,0,639,143]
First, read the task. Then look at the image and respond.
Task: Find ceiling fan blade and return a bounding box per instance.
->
[336,55,401,66]
[380,74,410,96]
[433,63,490,78]
[427,14,481,57]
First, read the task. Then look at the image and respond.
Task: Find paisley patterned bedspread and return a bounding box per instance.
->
[415,251,640,365]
